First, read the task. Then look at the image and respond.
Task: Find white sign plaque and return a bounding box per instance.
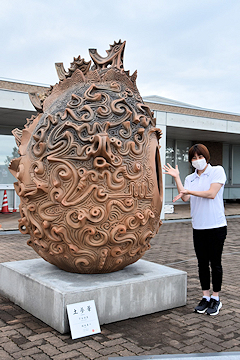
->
[67,300,101,339]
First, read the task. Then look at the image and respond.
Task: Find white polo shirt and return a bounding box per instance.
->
[184,164,227,230]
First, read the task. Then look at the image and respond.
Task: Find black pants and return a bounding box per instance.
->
[193,226,227,292]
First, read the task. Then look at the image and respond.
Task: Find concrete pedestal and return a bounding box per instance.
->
[109,352,240,359]
[0,258,187,334]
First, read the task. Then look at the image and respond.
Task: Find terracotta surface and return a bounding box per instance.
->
[1,203,240,231]
[9,40,163,273]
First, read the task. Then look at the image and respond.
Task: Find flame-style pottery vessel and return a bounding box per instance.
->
[9,40,163,273]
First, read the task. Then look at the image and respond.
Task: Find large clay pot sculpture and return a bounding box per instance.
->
[9,40,163,273]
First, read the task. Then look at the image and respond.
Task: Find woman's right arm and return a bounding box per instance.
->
[163,163,190,202]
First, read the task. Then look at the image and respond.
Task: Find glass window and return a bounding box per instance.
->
[165,188,173,203]
[232,145,240,185]
[0,135,18,184]
[165,139,191,188]
[176,140,191,184]
[222,144,230,184]
[165,138,174,185]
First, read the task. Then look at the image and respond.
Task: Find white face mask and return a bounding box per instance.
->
[192,158,207,170]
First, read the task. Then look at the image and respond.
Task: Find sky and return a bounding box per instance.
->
[1,0,240,115]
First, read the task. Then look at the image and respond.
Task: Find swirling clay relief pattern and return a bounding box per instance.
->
[9,40,163,273]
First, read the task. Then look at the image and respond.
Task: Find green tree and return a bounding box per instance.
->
[4,146,19,166]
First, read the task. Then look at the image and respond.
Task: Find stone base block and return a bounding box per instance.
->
[109,351,240,359]
[0,259,187,334]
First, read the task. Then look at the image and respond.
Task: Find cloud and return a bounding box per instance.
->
[1,0,240,113]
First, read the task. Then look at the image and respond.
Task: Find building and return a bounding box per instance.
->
[1,79,240,217]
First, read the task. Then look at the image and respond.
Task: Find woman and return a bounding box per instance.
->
[163,144,227,316]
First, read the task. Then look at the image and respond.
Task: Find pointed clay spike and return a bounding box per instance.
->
[12,128,23,147]
[55,63,68,80]
[29,93,43,112]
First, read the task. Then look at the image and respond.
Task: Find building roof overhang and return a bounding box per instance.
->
[1,82,240,145]
[143,95,240,123]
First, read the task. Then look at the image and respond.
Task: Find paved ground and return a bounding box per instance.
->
[0,216,240,359]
